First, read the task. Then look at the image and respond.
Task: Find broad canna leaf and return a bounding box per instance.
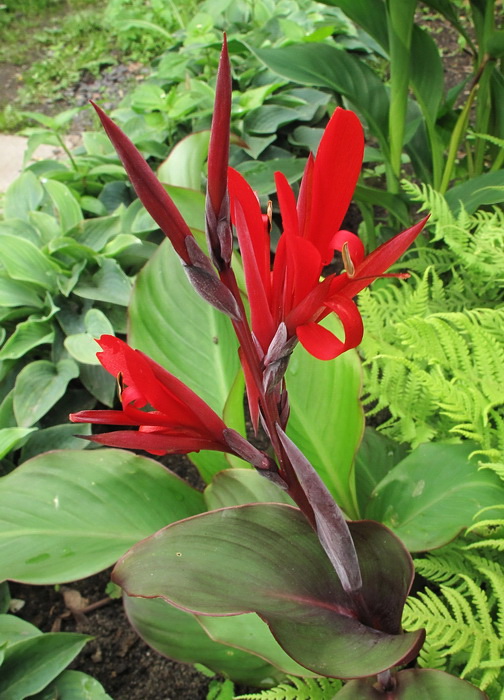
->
[0,449,204,584]
[335,668,487,699]
[114,504,424,678]
[123,595,283,687]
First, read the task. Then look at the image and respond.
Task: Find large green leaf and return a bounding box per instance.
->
[354,428,408,515]
[114,504,424,678]
[30,670,113,700]
[157,131,210,190]
[0,632,90,700]
[13,359,80,427]
[123,596,283,686]
[445,169,504,213]
[335,668,487,698]
[128,239,242,481]
[204,468,294,510]
[74,258,132,305]
[285,321,363,519]
[252,43,390,153]
[365,442,503,551]
[198,613,318,677]
[0,449,204,584]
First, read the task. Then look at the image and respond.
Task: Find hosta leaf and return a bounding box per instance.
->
[3,171,44,221]
[13,359,80,427]
[30,670,113,700]
[0,449,204,584]
[0,234,59,289]
[123,596,282,686]
[114,504,424,678]
[43,180,83,233]
[0,428,37,459]
[0,633,90,700]
[0,614,41,646]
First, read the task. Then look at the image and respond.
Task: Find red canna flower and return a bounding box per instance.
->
[70,335,239,456]
[229,107,428,361]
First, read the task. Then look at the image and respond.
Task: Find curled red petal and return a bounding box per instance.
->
[91,101,193,264]
[332,230,365,268]
[296,297,363,361]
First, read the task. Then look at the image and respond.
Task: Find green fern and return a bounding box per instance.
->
[403,541,504,696]
[234,676,342,699]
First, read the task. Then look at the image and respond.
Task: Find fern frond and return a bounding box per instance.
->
[234,676,342,699]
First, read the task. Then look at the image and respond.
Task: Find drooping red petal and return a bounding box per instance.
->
[323,296,364,350]
[341,217,428,299]
[306,108,364,265]
[96,336,227,437]
[83,431,226,455]
[275,171,299,237]
[90,102,193,264]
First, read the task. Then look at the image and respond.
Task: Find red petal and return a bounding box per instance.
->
[296,322,345,361]
[296,297,363,360]
[306,108,364,265]
[342,216,428,298]
[282,234,323,314]
[83,431,225,455]
[70,410,139,426]
[297,153,314,237]
[275,171,299,236]
[90,102,193,264]
[332,229,365,268]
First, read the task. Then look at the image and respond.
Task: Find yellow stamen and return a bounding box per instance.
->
[342,241,356,277]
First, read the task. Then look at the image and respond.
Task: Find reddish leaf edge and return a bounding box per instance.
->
[113,503,426,679]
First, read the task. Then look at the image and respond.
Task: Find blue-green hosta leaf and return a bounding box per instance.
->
[30,670,113,700]
[13,359,80,427]
[0,449,204,584]
[0,632,90,700]
[0,614,41,646]
[3,171,44,221]
[64,308,115,365]
[114,504,424,678]
[0,234,60,289]
[73,258,132,306]
[0,428,37,459]
[43,180,83,233]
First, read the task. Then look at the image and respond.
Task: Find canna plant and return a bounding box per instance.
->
[67,39,488,697]
[0,38,490,697]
